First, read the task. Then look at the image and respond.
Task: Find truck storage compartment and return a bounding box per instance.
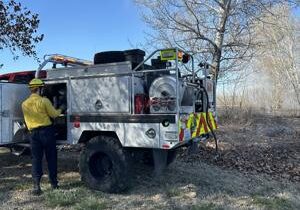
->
[70,76,145,114]
[43,83,67,141]
[0,83,30,145]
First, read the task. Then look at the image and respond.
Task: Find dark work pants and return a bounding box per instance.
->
[30,126,58,186]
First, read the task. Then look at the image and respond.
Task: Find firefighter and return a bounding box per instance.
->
[22,78,62,195]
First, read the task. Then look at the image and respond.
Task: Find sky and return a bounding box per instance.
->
[1,0,147,73]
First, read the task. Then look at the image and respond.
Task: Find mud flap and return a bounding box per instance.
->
[152,149,168,176]
[187,141,199,155]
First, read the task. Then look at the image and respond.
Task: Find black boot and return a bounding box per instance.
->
[32,180,42,196]
[50,178,59,190]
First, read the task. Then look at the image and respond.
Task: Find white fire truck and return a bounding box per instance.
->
[0,48,217,192]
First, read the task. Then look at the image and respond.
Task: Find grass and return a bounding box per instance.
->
[61,180,84,190]
[14,181,32,191]
[251,195,293,210]
[191,203,223,210]
[44,186,109,209]
[74,197,109,210]
[44,189,82,207]
[166,187,181,197]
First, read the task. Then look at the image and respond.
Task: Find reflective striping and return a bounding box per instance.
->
[194,113,209,136]
[179,112,217,141]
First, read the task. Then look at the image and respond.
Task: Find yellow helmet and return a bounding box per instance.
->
[28,78,44,88]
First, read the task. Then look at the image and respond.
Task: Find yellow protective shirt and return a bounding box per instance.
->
[22,93,61,131]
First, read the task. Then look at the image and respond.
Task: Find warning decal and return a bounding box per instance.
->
[179,112,217,142]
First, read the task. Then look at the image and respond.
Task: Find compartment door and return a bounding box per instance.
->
[70,77,131,113]
[0,84,10,144]
[0,84,30,144]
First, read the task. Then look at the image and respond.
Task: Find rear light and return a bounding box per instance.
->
[134,94,148,114]
[73,116,80,128]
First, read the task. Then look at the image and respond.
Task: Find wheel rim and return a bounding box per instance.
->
[89,152,113,180]
[11,146,29,156]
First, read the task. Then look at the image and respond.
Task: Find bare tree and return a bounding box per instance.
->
[255,5,300,107]
[0,0,43,66]
[135,0,298,82]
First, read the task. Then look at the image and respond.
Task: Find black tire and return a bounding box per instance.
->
[11,128,31,156]
[142,149,177,166]
[79,135,131,193]
[11,145,30,156]
[94,51,125,64]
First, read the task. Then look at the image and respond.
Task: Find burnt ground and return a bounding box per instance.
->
[0,115,299,209]
[184,116,300,183]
